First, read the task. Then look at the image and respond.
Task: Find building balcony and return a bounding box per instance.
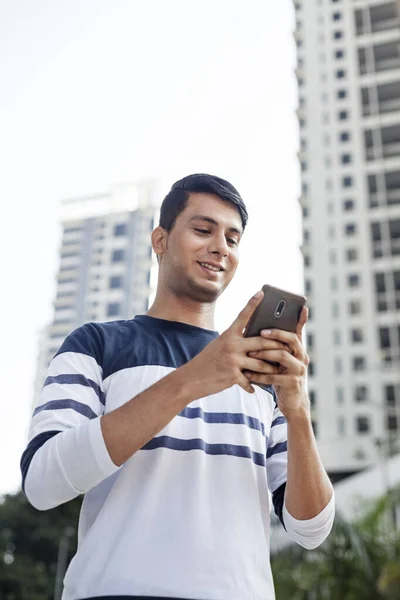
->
[355,3,400,37]
[359,40,400,76]
[364,125,400,161]
[362,80,400,116]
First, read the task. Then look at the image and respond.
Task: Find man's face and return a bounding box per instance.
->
[159,193,243,302]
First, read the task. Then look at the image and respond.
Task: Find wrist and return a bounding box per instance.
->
[171,361,205,405]
[284,402,311,426]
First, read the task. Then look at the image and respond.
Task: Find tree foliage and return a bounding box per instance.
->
[0,490,81,600]
[271,486,400,600]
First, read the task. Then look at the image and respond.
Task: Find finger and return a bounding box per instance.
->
[238,373,256,394]
[248,340,289,357]
[229,290,264,336]
[260,329,304,358]
[295,306,308,341]
[254,350,302,372]
[243,372,289,387]
[242,356,280,375]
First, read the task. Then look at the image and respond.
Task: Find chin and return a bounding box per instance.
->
[187,278,225,302]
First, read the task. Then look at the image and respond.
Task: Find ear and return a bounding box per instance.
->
[151,226,168,259]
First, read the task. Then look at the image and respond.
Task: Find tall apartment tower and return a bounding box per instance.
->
[295,0,400,480]
[34,180,160,402]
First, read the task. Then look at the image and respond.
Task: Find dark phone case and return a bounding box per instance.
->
[244,284,307,338]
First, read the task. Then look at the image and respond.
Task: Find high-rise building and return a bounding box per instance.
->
[34,180,160,402]
[295,0,400,480]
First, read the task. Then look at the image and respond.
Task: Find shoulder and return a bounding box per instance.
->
[55,319,136,366]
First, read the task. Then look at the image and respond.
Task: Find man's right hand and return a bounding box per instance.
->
[184,291,288,396]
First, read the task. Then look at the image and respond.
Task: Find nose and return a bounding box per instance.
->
[209,233,229,257]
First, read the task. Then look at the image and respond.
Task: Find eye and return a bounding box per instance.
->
[227,238,238,246]
[194,228,210,234]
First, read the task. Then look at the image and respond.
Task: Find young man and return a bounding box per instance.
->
[21,174,334,600]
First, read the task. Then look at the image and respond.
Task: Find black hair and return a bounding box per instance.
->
[159,173,248,232]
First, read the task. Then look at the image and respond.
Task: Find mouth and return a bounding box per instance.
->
[197,261,224,276]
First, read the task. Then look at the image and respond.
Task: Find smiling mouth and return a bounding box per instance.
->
[197,262,224,273]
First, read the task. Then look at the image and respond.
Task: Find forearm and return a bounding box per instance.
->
[25,364,200,510]
[285,405,333,520]
[101,363,200,466]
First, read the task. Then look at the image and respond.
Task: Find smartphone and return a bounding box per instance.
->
[244,284,307,352]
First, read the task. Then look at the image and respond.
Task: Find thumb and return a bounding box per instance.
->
[229,291,264,336]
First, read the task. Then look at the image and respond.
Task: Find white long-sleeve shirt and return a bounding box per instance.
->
[21,316,334,600]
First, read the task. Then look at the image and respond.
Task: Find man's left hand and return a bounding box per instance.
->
[244,307,310,420]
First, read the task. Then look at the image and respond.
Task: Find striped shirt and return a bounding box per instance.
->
[21,315,334,600]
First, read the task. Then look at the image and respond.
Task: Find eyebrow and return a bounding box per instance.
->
[188,214,242,235]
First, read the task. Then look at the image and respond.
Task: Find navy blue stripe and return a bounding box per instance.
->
[20,431,60,493]
[44,374,105,406]
[142,435,266,467]
[33,399,98,420]
[267,440,288,458]
[271,415,286,428]
[179,406,266,436]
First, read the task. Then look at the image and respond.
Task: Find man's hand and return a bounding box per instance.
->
[184,291,288,396]
[244,306,310,420]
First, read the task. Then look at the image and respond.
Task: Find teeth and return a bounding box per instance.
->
[200,262,221,272]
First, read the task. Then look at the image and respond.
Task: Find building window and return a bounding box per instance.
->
[336,387,344,404]
[337,416,346,436]
[336,70,345,79]
[355,385,368,402]
[307,333,314,348]
[305,279,312,293]
[335,357,342,374]
[346,248,358,261]
[334,330,341,345]
[332,302,339,318]
[302,206,309,218]
[341,154,351,164]
[340,131,350,142]
[309,390,316,407]
[109,275,123,289]
[351,328,363,343]
[334,31,343,39]
[63,226,83,235]
[349,300,361,315]
[309,361,315,376]
[342,176,353,187]
[335,50,344,59]
[330,250,336,265]
[338,110,348,120]
[353,356,366,371]
[385,385,398,406]
[333,12,341,20]
[331,276,338,290]
[337,89,347,99]
[112,249,125,262]
[348,274,360,287]
[356,416,370,434]
[107,302,121,317]
[343,199,354,210]
[387,416,398,432]
[114,223,127,237]
[345,223,357,235]
[304,255,311,267]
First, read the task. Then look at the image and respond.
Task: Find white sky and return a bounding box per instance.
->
[0,0,302,495]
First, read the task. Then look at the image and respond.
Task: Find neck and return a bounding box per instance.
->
[146,284,217,330]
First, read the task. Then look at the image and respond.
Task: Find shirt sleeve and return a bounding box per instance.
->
[21,323,120,511]
[265,389,288,527]
[265,388,335,549]
[283,492,335,550]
